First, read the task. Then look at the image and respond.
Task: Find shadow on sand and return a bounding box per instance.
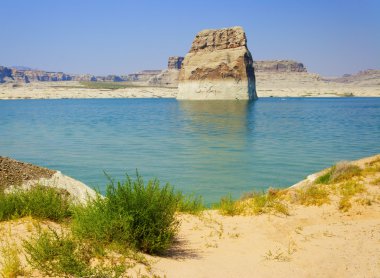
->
[161,237,202,260]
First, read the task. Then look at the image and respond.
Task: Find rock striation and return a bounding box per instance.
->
[253,60,306,72]
[177,26,257,100]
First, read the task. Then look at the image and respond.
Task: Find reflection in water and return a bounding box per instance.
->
[178,100,255,198]
[179,100,251,132]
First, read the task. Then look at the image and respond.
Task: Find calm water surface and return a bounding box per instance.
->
[1,98,379,203]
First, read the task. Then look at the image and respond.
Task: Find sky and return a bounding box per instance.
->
[1,0,379,76]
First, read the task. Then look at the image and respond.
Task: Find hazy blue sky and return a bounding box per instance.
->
[1,0,379,76]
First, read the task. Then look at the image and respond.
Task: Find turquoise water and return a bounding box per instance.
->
[1,98,379,203]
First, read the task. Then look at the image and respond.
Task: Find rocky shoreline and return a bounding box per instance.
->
[0,156,96,203]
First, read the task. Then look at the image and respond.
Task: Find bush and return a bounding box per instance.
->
[339,180,365,197]
[337,181,366,212]
[0,241,24,278]
[338,196,352,212]
[0,186,71,222]
[315,162,361,185]
[72,174,179,254]
[215,194,241,216]
[240,189,289,216]
[296,185,330,206]
[176,193,205,215]
[23,227,125,277]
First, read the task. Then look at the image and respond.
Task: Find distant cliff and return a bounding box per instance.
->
[0,66,13,83]
[2,59,310,86]
[253,60,306,72]
[148,56,184,87]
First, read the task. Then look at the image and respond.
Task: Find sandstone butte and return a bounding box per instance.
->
[177,26,257,100]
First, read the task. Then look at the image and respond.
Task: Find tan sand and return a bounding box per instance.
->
[150,155,380,277]
[151,206,379,277]
[1,155,379,277]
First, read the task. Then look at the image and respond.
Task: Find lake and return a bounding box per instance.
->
[1,97,379,204]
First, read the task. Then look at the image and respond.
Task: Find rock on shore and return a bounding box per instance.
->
[177,26,257,100]
[0,156,96,204]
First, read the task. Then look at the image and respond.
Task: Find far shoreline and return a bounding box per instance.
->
[1,95,380,101]
[1,88,379,100]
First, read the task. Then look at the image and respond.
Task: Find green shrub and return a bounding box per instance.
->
[176,193,205,215]
[314,171,332,184]
[315,162,361,185]
[215,194,241,216]
[72,174,179,254]
[23,227,125,277]
[0,186,71,222]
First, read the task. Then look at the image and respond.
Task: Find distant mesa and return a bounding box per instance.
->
[168,56,184,70]
[177,26,257,100]
[127,70,162,82]
[148,56,184,87]
[0,66,13,83]
[253,60,307,72]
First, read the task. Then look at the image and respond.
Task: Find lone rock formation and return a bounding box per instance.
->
[177,26,257,100]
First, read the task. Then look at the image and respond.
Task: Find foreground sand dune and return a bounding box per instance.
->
[0,155,379,277]
[152,203,379,277]
[152,154,380,277]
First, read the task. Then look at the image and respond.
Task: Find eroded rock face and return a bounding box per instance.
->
[178,26,257,100]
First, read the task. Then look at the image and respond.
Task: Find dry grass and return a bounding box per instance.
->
[0,241,24,278]
[295,185,330,206]
[216,189,289,216]
[371,177,380,187]
[315,161,362,185]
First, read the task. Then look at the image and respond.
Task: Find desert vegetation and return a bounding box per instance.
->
[0,174,204,277]
[0,186,71,222]
[0,156,379,276]
[292,159,380,211]
[213,158,380,216]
